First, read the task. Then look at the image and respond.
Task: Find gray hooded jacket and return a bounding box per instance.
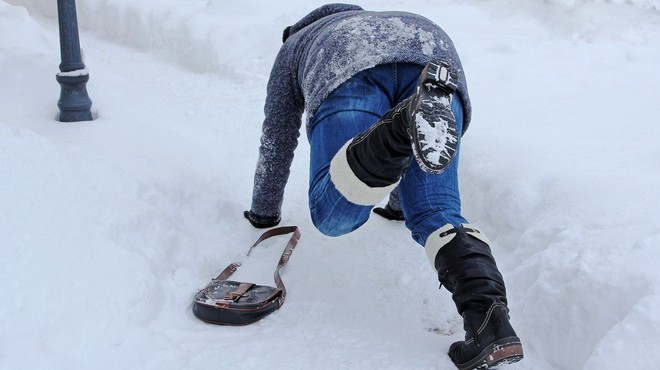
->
[250,4,472,219]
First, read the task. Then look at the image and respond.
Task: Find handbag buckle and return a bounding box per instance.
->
[226,291,250,302]
[225,283,254,302]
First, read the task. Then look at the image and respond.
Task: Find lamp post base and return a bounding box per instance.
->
[56,70,93,122]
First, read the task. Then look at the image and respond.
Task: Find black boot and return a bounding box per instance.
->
[449,303,523,370]
[328,98,412,206]
[329,61,460,205]
[344,61,460,186]
[345,98,414,187]
[426,225,523,370]
[408,61,459,174]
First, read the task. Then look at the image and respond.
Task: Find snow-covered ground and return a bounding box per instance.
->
[2,0,659,369]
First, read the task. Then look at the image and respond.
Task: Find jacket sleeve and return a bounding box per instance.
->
[249,45,304,218]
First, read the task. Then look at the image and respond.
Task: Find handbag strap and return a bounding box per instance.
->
[215,226,301,306]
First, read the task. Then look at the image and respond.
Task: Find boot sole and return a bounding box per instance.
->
[453,336,524,370]
[410,62,459,174]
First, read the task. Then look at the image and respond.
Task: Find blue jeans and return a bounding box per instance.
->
[308,63,467,246]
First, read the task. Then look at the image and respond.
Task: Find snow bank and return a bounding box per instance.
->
[8,0,660,75]
[455,2,660,367]
[549,0,660,10]
[0,1,51,54]
[5,0,297,75]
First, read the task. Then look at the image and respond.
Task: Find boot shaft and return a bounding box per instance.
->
[345,98,414,187]
[426,224,507,314]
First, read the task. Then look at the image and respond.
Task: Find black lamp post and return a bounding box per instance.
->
[56,0,93,122]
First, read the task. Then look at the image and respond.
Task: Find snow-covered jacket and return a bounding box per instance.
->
[250,3,472,219]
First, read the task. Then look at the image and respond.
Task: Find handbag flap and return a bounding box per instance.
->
[196,280,282,309]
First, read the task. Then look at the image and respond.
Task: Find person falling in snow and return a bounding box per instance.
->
[244,4,524,369]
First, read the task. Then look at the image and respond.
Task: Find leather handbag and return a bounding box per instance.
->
[192,226,300,326]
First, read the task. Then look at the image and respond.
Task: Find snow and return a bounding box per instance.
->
[1,0,659,369]
[56,68,89,77]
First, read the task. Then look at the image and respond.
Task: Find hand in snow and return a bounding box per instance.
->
[372,205,405,221]
[244,210,281,228]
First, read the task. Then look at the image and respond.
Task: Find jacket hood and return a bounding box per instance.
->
[282,3,364,43]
